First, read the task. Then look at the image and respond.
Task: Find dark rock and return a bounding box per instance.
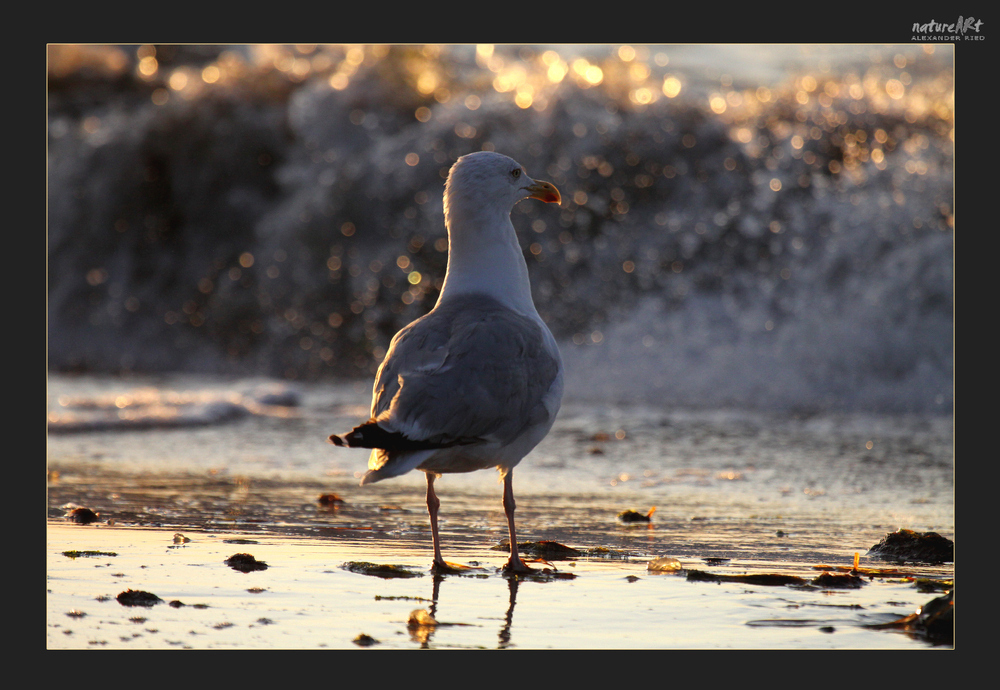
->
[868,529,953,564]
[871,589,953,646]
[318,493,345,506]
[225,552,268,572]
[618,508,655,523]
[67,507,100,524]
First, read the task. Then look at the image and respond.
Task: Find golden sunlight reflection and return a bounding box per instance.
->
[168,70,188,91]
[514,86,534,109]
[476,44,494,64]
[44,44,954,384]
[138,55,158,78]
[60,44,950,182]
[631,87,653,105]
[202,64,221,84]
[416,71,439,95]
[569,59,604,87]
[51,44,953,143]
[50,44,954,363]
[662,75,682,98]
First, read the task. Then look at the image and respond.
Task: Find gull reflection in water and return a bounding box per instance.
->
[405,571,524,649]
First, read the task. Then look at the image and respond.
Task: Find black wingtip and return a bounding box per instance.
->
[328,420,479,452]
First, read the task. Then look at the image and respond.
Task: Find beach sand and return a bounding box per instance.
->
[47,518,953,650]
[46,375,954,649]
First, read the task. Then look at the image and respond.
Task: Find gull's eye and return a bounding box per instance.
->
[511,168,521,179]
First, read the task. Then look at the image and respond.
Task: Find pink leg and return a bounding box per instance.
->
[502,470,533,574]
[426,473,447,570]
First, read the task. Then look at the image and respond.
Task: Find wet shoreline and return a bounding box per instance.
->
[46,375,953,649]
[47,465,954,649]
[47,515,952,649]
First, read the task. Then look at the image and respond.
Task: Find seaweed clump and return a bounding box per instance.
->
[493,540,583,560]
[342,561,423,579]
[62,550,117,559]
[811,572,865,589]
[687,570,808,586]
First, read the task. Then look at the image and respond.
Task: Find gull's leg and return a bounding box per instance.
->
[426,473,448,570]
[502,470,533,574]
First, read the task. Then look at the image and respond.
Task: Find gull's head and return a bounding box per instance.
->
[444,151,561,229]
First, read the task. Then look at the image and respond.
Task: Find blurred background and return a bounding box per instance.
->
[46,44,953,415]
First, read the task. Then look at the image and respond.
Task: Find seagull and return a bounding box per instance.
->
[329,151,564,574]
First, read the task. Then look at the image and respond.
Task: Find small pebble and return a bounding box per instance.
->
[408,609,438,628]
[647,556,682,573]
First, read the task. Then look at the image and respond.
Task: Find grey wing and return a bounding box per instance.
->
[371,300,560,447]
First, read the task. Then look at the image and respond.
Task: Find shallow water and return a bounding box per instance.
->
[46,373,954,649]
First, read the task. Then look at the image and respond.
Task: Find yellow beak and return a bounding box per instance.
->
[525,179,561,205]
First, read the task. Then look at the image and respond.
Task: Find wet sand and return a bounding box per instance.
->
[46,375,954,649]
[47,478,953,650]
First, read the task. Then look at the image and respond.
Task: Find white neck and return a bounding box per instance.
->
[435,203,539,317]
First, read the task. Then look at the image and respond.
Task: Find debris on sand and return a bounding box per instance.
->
[318,493,345,507]
[62,549,117,559]
[116,589,164,607]
[915,577,953,593]
[353,633,379,646]
[869,589,953,646]
[582,546,634,560]
[225,553,268,572]
[868,529,953,564]
[688,568,868,589]
[66,506,100,524]
[811,572,865,589]
[407,609,438,628]
[618,507,656,523]
[687,570,808,586]
[510,568,577,582]
[493,540,583,559]
[342,561,423,579]
[647,556,682,573]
